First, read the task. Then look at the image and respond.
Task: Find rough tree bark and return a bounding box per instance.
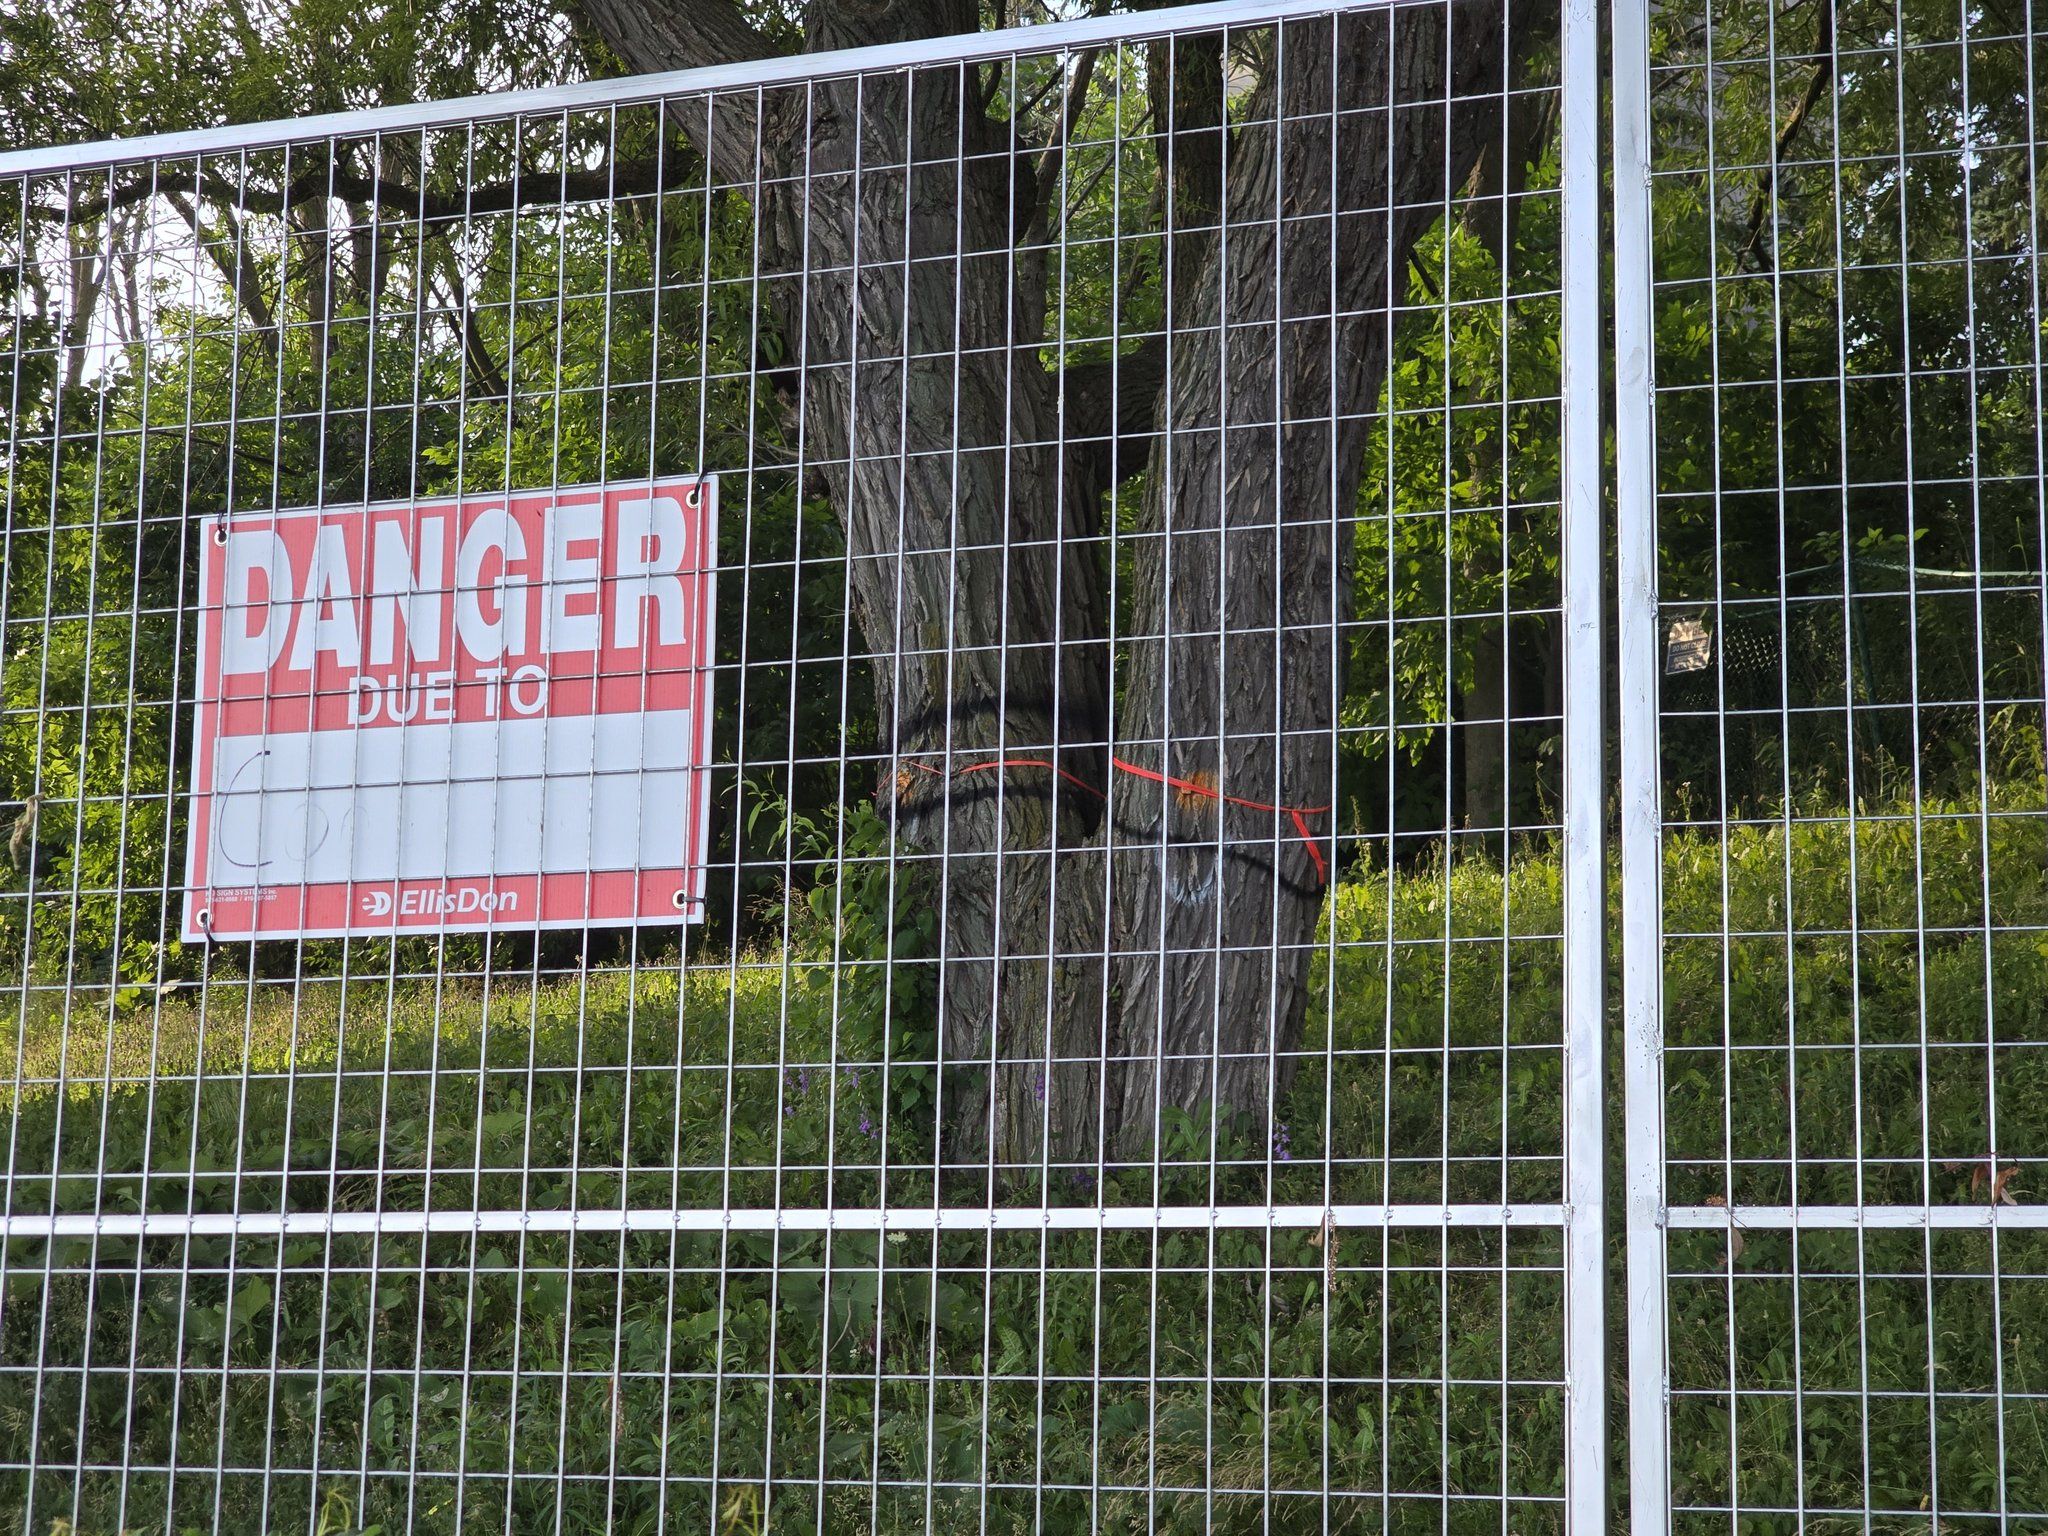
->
[580,0,1533,1181]
[1102,7,1521,1156]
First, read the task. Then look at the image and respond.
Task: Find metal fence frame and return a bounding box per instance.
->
[1615,0,2048,1522]
[0,0,1609,1527]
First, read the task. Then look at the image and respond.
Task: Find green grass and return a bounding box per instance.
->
[3,781,2048,1533]
[1652,790,2048,1530]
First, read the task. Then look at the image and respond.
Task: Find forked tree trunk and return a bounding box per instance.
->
[1103,8,1512,1156]
[583,0,1524,1179]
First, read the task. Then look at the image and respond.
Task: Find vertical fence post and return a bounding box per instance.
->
[1611,0,1670,1527]
[1559,0,1607,1526]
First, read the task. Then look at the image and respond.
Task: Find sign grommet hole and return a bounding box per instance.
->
[671,890,690,911]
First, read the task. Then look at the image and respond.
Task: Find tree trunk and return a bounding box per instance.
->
[775,59,1114,1190]
[580,0,1525,1178]
[1104,7,1511,1157]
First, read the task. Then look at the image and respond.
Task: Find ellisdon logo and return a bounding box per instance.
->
[361,887,521,918]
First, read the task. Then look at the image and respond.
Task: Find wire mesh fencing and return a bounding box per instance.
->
[0,0,1606,1531]
[1617,0,2048,1526]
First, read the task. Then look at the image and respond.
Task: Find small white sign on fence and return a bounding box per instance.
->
[182,476,717,940]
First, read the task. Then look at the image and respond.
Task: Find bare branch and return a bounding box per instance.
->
[1458,49,1559,272]
[61,218,107,393]
[578,0,770,75]
[1020,41,1106,253]
[166,190,279,358]
[1059,331,1169,500]
[1144,27,1225,322]
[1738,0,1836,272]
[63,147,697,232]
[428,247,510,400]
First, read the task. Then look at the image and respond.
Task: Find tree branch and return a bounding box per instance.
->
[580,0,770,74]
[1019,40,1106,253]
[1060,332,1169,501]
[65,147,697,230]
[428,249,511,400]
[61,226,106,394]
[1144,25,1225,325]
[576,0,781,187]
[165,191,278,357]
[1738,0,1836,272]
[1458,50,1558,272]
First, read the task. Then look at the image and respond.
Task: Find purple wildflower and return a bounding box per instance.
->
[784,1064,813,1114]
[1271,1122,1293,1162]
[1032,1068,1047,1105]
[858,1112,877,1140]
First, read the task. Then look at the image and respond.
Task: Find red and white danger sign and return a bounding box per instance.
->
[182,477,716,941]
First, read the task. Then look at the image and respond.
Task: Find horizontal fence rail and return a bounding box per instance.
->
[0,0,1606,1532]
[4,1203,1574,1242]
